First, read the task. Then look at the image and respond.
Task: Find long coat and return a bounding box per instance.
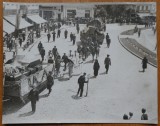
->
[40,48,45,57]
[28,88,39,104]
[47,74,54,89]
[93,61,100,76]
[142,57,148,69]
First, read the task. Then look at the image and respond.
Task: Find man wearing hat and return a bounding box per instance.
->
[106,33,109,40]
[40,47,45,62]
[28,85,39,113]
[47,32,51,42]
[47,71,54,95]
[64,29,68,39]
[104,54,111,74]
[52,30,56,42]
[77,73,88,97]
[38,41,43,53]
[52,46,58,59]
[72,34,76,45]
[62,53,68,71]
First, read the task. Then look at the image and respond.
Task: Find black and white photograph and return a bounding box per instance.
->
[2,2,157,124]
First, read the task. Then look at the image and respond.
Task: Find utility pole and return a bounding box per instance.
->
[14,4,21,58]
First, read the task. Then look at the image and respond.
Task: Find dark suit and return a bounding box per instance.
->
[28,88,39,112]
[77,75,88,97]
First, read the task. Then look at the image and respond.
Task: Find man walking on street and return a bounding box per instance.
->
[77,73,88,97]
[28,85,39,113]
[62,53,68,71]
[64,29,68,39]
[138,29,141,37]
[107,38,111,48]
[52,46,58,59]
[47,71,54,96]
[40,47,45,62]
[52,31,56,42]
[104,54,111,74]
[72,34,76,45]
[47,33,51,42]
[38,41,43,53]
[93,59,100,77]
[70,32,73,41]
[106,33,109,41]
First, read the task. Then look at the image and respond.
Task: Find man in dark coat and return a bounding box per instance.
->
[38,41,43,53]
[70,32,73,41]
[141,108,148,120]
[77,73,88,97]
[52,31,56,42]
[142,57,148,72]
[138,29,141,37]
[40,47,45,62]
[47,33,51,42]
[52,46,58,58]
[28,86,39,113]
[62,53,68,71]
[64,29,68,39]
[93,59,100,77]
[57,29,61,38]
[104,54,111,74]
[106,33,109,44]
[107,38,111,48]
[72,34,76,45]
[106,33,109,39]
[47,71,54,95]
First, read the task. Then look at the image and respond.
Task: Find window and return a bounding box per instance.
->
[85,10,90,18]
[67,10,76,18]
[146,6,148,11]
[136,6,140,12]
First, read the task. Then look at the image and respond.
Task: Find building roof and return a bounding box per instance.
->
[3,19,15,34]
[27,15,47,24]
[4,15,33,29]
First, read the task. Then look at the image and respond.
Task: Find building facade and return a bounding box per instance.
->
[128,2,156,16]
[63,4,94,19]
[39,5,63,21]
[39,4,94,21]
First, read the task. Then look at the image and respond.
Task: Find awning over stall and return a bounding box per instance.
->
[3,19,15,34]
[4,16,33,29]
[27,15,47,24]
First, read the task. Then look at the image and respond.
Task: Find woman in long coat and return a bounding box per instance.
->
[93,59,100,77]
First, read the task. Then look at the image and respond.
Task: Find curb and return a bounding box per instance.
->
[118,36,157,68]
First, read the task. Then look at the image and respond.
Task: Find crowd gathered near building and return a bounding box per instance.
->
[3,2,157,119]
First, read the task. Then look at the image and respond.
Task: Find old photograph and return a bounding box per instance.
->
[2,2,157,124]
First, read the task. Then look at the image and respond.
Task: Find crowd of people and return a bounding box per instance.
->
[3,18,151,119]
